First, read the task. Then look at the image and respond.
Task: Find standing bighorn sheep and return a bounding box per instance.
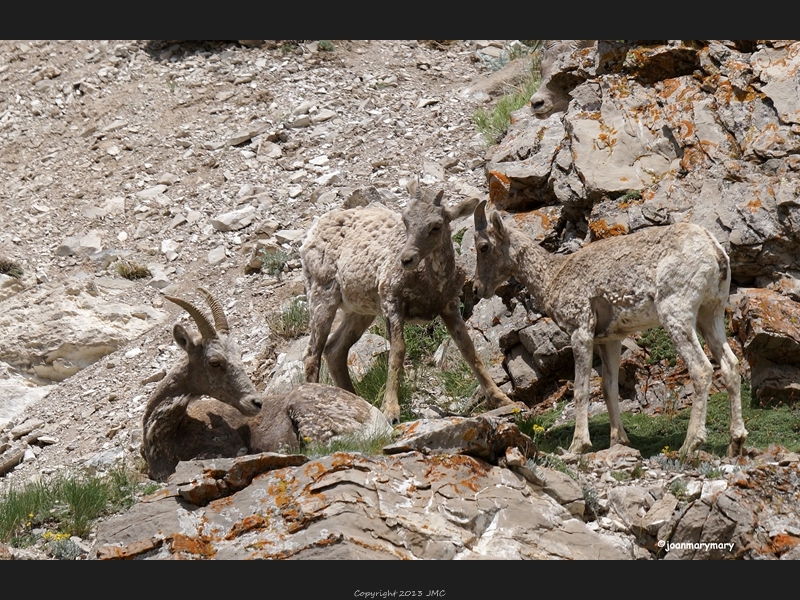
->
[142,287,391,481]
[472,201,748,457]
[300,186,515,423]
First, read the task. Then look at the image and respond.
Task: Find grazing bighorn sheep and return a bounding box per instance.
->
[141,287,391,481]
[472,201,748,457]
[300,186,515,423]
[530,40,595,118]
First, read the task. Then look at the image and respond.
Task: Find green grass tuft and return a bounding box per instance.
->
[267,296,310,340]
[0,464,153,551]
[0,257,23,279]
[299,430,393,458]
[115,260,151,280]
[259,248,292,278]
[472,45,542,146]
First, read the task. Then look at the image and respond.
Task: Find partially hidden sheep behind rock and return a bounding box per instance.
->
[473,201,747,457]
[300,184,517,424]
[530,40,595,119]
[141,287,392,482]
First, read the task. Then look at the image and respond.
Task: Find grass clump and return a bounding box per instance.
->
[368,317,450,369]
[473,73,540,146]
[267,296,310,340]
[0,257,23,279]
[472,42,543,145]
[352,354,414,421]
[299,430,393,459]
[259,248,292,278]
[440,356,479,400]
[317,40,334,52]
[115,259,151,280]
[0,465,154,553]
[637,326,678,367]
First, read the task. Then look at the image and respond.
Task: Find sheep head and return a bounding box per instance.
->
[399,188,478,271]
[164,287,262,416]
[473,200,514,299]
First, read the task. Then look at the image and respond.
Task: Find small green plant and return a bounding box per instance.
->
[299,430,393,458]
[534,453,578,481]
[473,72,541,145]
[637,326,678,367]
[267,296,310,339]
[42,531,83,560]
[440,356,479,400]
[369,317,450,370]
[260,248,292,278]
[452,227,466,254]
[582,486,602,517]
[280,42,297,54]
[317,40,334,52]
[669,477,688,500]
[697,462,723,478]
[617,189,643,203]
[115,259,151,280]
[0,257,23,279]
[610,470,631,482]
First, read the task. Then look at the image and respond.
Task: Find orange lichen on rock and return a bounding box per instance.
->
[171,533,217,557]
[589,219,628,240]
[487,170,511,207]
[766,533,800,557]
[226,514,270,540]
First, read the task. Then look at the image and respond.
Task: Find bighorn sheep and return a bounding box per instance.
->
[530,40,595,118]
[473,201,748,457]
[142,287,391,481]
[300,186,516,424]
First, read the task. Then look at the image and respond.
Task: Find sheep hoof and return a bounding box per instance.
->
[568,439,592,454]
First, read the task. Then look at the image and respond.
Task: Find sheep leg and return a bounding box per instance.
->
[440,304,513,409]
[662,313,712,456]
[597,340,630,447]
[303,288,339,384]
[569,328,595,454]
[324,313,376,393]
[382,311,407,424]
[697,304,747,457]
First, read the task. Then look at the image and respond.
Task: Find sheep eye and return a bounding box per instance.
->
[479,244,489,254]
[209,358,223,368]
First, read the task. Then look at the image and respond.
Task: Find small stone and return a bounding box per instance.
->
[208,246,227,265]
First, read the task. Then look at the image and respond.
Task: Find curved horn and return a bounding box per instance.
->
[474,199,488,231]
[198,287,229,334]
[164,295,217,340]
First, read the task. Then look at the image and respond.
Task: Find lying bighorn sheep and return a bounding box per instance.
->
[142,287,392,482]
[300,186,516,423]
[473,201,748,457]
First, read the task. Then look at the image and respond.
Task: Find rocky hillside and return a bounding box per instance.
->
[1,40,800,562]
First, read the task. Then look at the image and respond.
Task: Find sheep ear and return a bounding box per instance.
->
[474,200,488,231]
[173,323,197,353]
[490,210,509,241]
[445,195,477,221]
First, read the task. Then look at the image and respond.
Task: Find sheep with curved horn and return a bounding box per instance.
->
[141,287,391,482]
